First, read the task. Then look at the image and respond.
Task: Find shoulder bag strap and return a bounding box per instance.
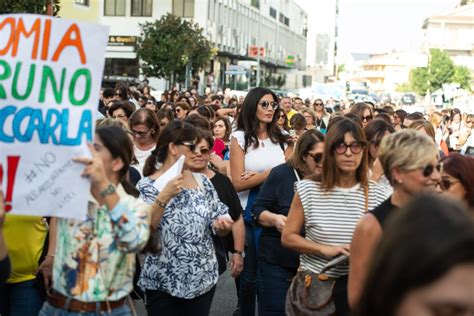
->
[364,182,369,212]
[293,168,301,182]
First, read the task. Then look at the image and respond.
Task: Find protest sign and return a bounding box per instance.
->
[0,14,109,219]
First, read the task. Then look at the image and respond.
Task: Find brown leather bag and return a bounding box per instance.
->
[285,270,337,316]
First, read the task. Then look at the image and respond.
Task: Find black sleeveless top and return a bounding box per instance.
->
[370,196,398,229]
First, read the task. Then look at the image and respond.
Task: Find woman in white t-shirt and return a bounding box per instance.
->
[129,108,160,175]
[230,87,291,316]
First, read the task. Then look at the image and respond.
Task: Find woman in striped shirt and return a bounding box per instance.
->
[282,117,389,315]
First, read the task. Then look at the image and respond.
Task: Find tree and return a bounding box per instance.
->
[137,14,214,87]
[0,0,61,16]
[410,67,430,96]
[429,48,455,91]
[452,65,472,91]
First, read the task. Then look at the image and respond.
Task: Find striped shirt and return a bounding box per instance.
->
[296,180,389,278]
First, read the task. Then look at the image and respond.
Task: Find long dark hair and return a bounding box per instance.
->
[354,194,474,316]
[143,120,198,177]
[95,126,139,197]
[236,87,287,152]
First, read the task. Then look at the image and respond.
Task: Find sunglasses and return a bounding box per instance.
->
[259,100,279,110]
[175,108,182,113]
[193,147,211,155]
[439,178,460,191]
[131,129,151,138]
[362,115,373,122]
[115,93,122,97]
[278,114,286,119]
[419,163,443,177]
[177,141,197,152]
[314,103,324,106]
[335,142,364,155]
[308,153,323,164]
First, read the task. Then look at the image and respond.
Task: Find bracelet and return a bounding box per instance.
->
[46,254,55,258]
[154,199,167,208]
[99,183,116,198]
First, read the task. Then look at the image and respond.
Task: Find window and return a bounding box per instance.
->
[75,0,89,6]
[284,17,289,26]
[131,0,152,16]
[251,0,259,9]
[279,13,284,23]
[269,7,276,18]
[173,0,194,17]
[104,0,125,16]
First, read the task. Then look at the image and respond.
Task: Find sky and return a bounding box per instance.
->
[296,0,459,55]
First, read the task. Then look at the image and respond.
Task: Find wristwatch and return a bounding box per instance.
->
[99,183,116,198]
[232,250,245,258]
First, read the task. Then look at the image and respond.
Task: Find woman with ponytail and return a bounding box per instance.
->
[39,126,151,315]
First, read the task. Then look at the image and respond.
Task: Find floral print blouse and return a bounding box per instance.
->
[52,185,150,302]
[137,173,229,299]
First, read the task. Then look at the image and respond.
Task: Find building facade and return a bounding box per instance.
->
[60,0,309,91]
[422,3,474,70]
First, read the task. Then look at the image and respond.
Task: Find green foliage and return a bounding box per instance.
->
[0,0,61,16]
[137,13,214,85]
[429,49,455,91]
[452,65,472,91]
[395,82,413,93]
[410,67,430,96]
[406,49,470,95]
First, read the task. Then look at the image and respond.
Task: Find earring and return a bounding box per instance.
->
[397,179,403,184]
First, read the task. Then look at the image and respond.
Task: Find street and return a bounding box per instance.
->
[135,270,238,316]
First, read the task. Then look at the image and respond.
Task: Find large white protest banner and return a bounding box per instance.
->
[0,14,109,219]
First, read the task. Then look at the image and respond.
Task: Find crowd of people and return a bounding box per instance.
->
[0,82,473,316]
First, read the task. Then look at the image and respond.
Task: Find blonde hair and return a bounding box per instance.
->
[378,129,438,185]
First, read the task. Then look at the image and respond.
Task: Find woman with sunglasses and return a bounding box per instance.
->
[276,108,290,132]
[349,102,374,129]
[137,120,232,316]
[129,108,160,176]
[439,153,474,211]
[282,118,389,315]
[173,101,190,120]
[348,129,441,307]
[364,119,395,192]
[186,131,245,299]
[312,98,330,133]
[253,130,325,316]
[230,87,290,316]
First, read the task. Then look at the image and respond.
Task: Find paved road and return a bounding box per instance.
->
[134,270,239,316]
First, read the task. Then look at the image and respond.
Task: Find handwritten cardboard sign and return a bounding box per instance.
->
[0,14,109,219]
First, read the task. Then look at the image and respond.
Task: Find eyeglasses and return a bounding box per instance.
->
[258,100,279,110]
[131,129,151,138]
[308,153,323,164]
[278,114,286,119]
[314,103,324,106]
[362,115,373,122]
[419,163,443,178]
[438,178,460,191]
[175,108,182,113]
[147,101,155,105]
[115,93,122,97]
[335,142,365,154]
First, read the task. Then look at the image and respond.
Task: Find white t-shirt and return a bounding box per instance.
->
[134,145,156,176]
[230,130,286,209]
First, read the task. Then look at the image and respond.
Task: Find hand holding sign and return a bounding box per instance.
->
[156,174,184,205]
